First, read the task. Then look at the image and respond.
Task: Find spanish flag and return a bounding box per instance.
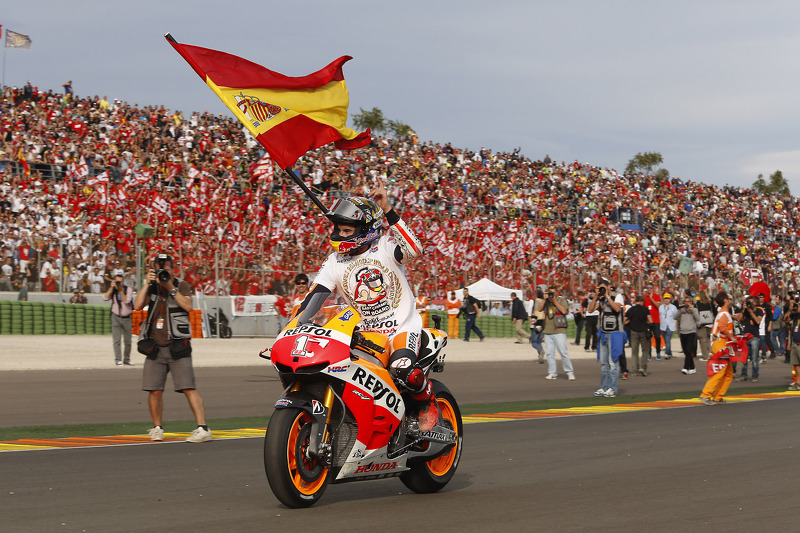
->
[166,34,371,169]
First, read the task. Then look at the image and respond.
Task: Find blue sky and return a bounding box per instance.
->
[3,0,799,192]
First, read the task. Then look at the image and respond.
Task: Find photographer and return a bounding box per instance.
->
[529,288,546,364]
[783,295,800,389]
[536,284,575,380]
[735,295,763,382]
[770,295,786,362]
[676,295,701,375]
[588,279,624,397]
[103,274,133,366]
[134,253,211,443]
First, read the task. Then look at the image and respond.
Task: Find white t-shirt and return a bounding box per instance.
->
[314,234,420,335]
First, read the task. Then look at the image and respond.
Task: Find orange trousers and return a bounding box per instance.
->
[447,315,459,338]
[700,363,734,401]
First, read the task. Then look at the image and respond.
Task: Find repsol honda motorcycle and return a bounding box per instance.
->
[260,306,462,508]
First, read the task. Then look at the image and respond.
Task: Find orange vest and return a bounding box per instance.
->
[445,297,461,316]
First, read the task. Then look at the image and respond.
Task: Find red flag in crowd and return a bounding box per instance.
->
[232,238,256,256]
[186,165,200,188]
[127,169,153,187]
[95,182,108,206]
[87,170,109,187]
[167,35,371,170]
[76,156,89,179]
[151,192,171,217]
[249,152,274,182]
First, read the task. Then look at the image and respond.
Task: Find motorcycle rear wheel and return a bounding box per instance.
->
[400,382,463,493]
[264,408,330,508]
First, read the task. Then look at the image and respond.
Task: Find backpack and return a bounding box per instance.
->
[793,323,800,345]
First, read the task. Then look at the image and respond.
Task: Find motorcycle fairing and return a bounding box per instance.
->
[271,323,353,373]
[336,357,405,449]
[335,446,409,480]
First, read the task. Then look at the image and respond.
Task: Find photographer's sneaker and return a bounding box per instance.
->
[148,427,164,441]
[603,388,616,398]
[593,388,606,397]
[186,427,212,443]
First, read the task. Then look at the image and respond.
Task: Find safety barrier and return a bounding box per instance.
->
[0,300,111,335]
[426,310,578,340]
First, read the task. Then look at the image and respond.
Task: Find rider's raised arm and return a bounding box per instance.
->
[386,209,423,265]
[371,180,422,265]
[294,283,332,324]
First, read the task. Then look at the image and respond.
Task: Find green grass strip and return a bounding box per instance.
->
[0,386,788,441]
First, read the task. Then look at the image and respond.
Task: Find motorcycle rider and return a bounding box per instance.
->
[293,182,441,432]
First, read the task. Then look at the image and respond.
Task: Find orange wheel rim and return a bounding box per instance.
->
[426,398,459,477]
[287,412,328,495]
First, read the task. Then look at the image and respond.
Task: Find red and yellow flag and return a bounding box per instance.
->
[166,35,371,169]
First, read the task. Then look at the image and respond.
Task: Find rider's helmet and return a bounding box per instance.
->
[326,196,384,255]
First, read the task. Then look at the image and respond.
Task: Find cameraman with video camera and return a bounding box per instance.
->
[104,273,133,366]
[133,253,211,443]
[784,294,800,390]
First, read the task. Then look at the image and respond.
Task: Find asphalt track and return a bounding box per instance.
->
[2,357,799,531]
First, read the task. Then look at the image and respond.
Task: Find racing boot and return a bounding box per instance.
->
[407,368,441,432]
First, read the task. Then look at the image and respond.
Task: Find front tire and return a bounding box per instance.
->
[264,408,330,508]
[400,382,463,493]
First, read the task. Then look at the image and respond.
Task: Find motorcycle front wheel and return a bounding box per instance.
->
[264,408,330,508]
[400,381,463,493]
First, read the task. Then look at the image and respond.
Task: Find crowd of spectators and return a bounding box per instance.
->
[1,82,799,305]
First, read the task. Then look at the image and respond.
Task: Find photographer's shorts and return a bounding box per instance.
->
[791,344,800,366]
[142,345,197,392]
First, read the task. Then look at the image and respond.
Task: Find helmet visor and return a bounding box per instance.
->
[326,198,367,224]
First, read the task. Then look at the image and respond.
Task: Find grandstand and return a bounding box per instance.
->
[1,83,799,313]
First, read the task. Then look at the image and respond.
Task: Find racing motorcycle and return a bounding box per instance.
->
[260,306,462,508]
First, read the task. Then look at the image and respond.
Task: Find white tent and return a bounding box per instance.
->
[455,278,520,302]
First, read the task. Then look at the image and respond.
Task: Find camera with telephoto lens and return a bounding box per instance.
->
[152,253,172,284]
[598,287,606,297]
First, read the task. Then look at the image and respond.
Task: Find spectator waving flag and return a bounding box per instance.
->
[166,34,371,170]
[5,30,32,49]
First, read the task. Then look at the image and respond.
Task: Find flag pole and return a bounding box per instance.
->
[282,166,329,215]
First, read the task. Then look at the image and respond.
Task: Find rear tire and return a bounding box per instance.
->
[264,408,330,508]
[400,382,463,493]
